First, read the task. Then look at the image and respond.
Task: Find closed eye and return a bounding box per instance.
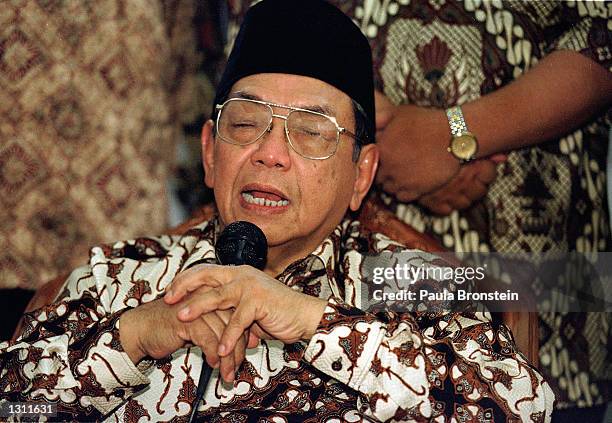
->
[294,127,321,136]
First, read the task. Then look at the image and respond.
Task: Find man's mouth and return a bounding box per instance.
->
[240,185,290,208]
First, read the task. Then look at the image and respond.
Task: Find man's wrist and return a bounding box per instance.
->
[302,297,329,341]
[119,309,147,364]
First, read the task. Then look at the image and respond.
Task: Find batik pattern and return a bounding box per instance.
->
[323,0,611,409]
[0,0,202,289]
[1,217,554,421]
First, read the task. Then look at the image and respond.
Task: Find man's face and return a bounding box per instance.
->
[202,73,377,269]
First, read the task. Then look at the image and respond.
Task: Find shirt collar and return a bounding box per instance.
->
[181,215,354,285]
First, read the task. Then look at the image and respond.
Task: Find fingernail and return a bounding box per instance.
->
[179,306,190,318]
[218,344,226,355]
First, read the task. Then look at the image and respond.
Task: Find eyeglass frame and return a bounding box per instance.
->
[214,97,364,160]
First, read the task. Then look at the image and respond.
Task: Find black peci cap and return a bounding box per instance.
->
[213,0,375,143]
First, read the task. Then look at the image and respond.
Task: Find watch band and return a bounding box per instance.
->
[446,106,468,136]
[446,105,478,163]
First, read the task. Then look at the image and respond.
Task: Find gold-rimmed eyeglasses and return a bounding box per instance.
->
[214,97,362,160]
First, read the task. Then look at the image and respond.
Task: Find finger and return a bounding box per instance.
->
[472,161,497,185]
[200,312,240,375]
[447,194,472,210]
[204,312,230,370]
[187,316,222,368]
[395,189,418,203]
[219,344,236,383]
[433,203,453,215]
[464,181,488,201]
[489,153,507,163]
[178,284,239,322]
[247,330,261,348]
[421,198,453,215]
[218,302,257,362]
[249,323,273,340]
[216,310,252,379]
[229,333,249,382]
[207,313,250,381]
[452,165,470,186]
[249,324,273,341]
[165,264,226,304]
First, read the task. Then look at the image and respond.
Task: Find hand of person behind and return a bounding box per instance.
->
[418,154,505,214]
[375,90,504,212]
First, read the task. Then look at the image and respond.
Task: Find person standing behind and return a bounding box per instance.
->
[320,0,610,421]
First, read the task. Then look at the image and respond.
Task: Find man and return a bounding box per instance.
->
[0,1,554,421]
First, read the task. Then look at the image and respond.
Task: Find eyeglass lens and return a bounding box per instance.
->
[217,99,338,159]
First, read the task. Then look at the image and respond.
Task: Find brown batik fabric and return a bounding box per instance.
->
[319,0,611,410]
[1,216,554,421]
[0,0,202,289]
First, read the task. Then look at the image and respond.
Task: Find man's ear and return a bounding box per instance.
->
[349,144,379,211]
[201,120,215,188]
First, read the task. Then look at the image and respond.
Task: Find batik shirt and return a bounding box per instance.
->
[0,217,554,422]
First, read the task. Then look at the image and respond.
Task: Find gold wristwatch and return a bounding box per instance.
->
[446,106,478,163]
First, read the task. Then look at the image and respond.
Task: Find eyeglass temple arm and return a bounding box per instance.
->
[340,127,366,144]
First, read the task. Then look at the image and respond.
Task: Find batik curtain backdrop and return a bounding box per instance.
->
[0,0,206,289]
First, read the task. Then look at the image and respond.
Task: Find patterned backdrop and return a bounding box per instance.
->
[0,0,208,289]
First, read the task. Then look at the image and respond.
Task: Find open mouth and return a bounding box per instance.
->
[240,185,289,208]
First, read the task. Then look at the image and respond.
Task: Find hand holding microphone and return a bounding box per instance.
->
[167,222,329,364]
[165,220,327,422]
[164,220,268,375]
[164,221,268,422]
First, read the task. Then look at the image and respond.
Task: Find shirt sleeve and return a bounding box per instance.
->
[0,265,153,420]
[304,297,555,422]
[550,2,611,71]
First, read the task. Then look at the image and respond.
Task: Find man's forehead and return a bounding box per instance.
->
[229,73,352,116]
[228,90,336,116]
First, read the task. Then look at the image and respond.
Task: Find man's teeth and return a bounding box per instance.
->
[242,192,289,207]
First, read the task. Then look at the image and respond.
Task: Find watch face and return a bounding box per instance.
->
[450,133,477,160]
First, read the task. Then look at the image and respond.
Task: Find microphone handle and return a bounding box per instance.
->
[188,220,267,421]
[188,362,213,423]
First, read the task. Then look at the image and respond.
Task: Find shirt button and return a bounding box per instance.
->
[331,358,343,371]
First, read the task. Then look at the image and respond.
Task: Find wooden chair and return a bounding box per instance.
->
[13,200,538,365]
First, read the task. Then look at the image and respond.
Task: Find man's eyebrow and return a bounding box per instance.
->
[230,90,336,116]
[231,91,261,101]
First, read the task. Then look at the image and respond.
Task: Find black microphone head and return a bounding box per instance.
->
[215,221,268,270]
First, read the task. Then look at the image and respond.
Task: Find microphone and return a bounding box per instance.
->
[215,221,268,270]
[188,221,267,423]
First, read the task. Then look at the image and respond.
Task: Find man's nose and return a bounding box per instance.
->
[250,118,292,169]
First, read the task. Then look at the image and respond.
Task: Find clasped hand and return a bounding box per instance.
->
[121,264,326,382]
[375,90,504,213]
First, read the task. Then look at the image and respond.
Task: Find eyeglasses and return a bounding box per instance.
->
[214,97,361,160]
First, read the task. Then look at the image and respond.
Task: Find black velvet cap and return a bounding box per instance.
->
[213,0,375,143]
